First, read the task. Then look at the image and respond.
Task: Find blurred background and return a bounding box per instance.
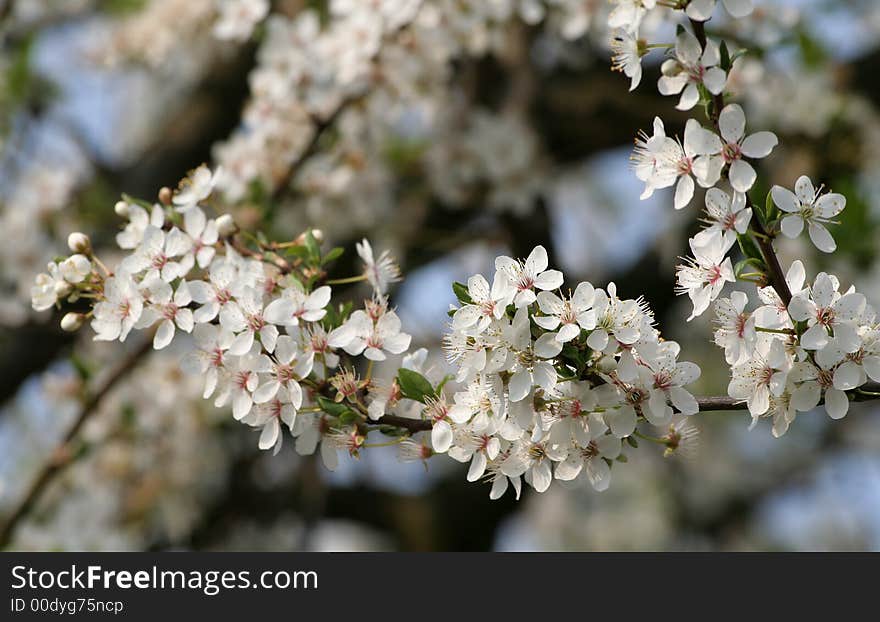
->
[2,0,880,551]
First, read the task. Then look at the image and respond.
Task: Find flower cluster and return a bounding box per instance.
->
[716,269,880,436]
[437,245,702,498]
[615,0,878,437]
[31,166,419,463]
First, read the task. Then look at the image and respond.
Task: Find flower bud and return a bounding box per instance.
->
[54,281,73,298]
[216,214,236,236]
[60,312,86,332]
[114,200,130,218]
[312,229,324,243]
[67,232,91,254]
[158,187,173,205]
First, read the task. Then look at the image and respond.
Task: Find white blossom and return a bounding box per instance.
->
[771,175,845,253]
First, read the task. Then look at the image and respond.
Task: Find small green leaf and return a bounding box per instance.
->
[764,188,778,224]
[305,230,321,262]
[397,368,437,403]
[735,258,766,280]
[719,41,731,71]
[736,233,763,263]
[285,245,311,260]
[452,281,473,305]
[317,396,354,418]
[321,246,344,265]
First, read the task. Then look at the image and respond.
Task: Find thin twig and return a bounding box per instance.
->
[0,337,154,549]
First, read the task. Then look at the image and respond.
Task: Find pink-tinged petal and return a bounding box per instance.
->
[741,131,778,158]
[719,103,746,143]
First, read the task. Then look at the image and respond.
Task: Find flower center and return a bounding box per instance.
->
[722,142,742,163]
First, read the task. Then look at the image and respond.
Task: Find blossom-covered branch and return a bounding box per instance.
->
[17,0,880,519]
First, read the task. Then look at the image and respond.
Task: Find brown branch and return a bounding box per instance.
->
[370,413,432,433]
[268,3,424,202]
[689,18,725,129]
[270,98,358,202]
[690,17,793,307]
[751,215,793,307]
[0,336,154,549]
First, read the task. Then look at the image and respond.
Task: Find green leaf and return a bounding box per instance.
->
[764,188,778,225]
[734,258,765,280]
[436,374,455,393]
[285,245,311,260]
[452,281,473,305]
[719,40,731,72]
[378,425,409,437]
[305,230,321,262]
[317,396,354,418]
[321,246,344,265]
[397,368,437,403]
[736,233,763,263]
